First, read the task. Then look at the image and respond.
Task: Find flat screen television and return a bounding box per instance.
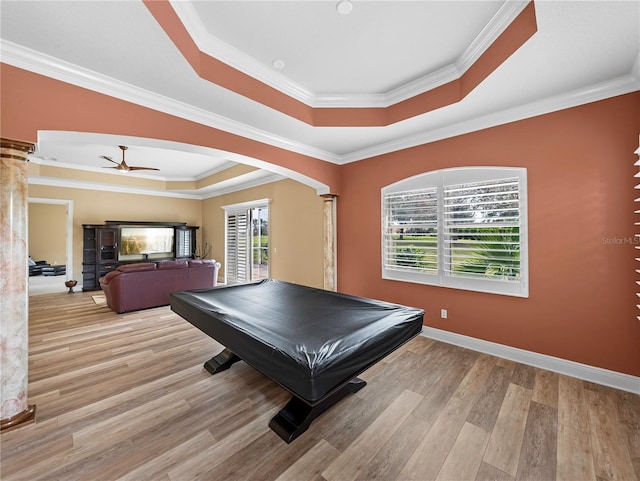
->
[119,227,174,260]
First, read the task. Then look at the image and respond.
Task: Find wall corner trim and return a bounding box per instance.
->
[420,327,640,394]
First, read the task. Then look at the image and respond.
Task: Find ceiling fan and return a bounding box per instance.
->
[100,145,159,172]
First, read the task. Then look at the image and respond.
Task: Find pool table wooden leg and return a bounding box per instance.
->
[203,348,242,375]
[269,377,366,443]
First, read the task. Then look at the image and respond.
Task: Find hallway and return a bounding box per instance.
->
[28,274,75,295]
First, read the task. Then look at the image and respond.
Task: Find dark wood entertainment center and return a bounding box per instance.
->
[82,221,199,291]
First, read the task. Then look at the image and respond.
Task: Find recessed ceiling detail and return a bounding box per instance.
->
[2,0,635,182]
[271,59,285,70]
[144,0,537,127]
[336,1,353,16]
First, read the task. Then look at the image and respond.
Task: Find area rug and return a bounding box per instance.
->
[92,295,106,306]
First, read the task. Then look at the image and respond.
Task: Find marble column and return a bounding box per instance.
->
[322,194,337,291]
[0,138,36,432]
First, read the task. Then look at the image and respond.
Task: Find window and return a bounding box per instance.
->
[175,228,192,259]
[382,167,528,297]
[223,199,270,285]
[251,205,269,281]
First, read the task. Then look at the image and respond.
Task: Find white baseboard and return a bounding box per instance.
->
[420,327,640,395]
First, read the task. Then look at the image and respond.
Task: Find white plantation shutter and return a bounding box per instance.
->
[635,144,640,320]
[382,167,528,297]
[383,187,439,275]
[443,177,521,281]
[226,211,249,284]
[176,229,191,258]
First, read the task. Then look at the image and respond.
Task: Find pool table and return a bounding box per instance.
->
[170,279,424,443]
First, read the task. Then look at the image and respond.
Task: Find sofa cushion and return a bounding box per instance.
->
[103,270,122,283]
[189,259,215,267]
[157,260,188,270]
[117,262,156,273]
[100,259,220,313]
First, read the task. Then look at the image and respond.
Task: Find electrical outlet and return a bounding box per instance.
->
[441,309,448,319]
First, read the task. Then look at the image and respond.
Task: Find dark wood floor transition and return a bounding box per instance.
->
[0,291,638,481]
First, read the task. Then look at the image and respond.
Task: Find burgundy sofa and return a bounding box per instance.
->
[99,259,220,313]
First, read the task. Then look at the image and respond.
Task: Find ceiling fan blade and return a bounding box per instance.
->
[127,166,160,171]
[100,146,160,172]
[99,155,119,165]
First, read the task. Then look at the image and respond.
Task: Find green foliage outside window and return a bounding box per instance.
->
[449,226,520,280]
[253,235,268,264]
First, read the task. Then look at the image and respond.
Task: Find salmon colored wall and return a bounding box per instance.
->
[337,92,640,377]
[3,61,638,377]
[27,184,202,283]
[0,64,341,195]
[28,203,66,264]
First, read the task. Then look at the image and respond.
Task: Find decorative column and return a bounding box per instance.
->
[322,194,337,291]
[0,138,36,432]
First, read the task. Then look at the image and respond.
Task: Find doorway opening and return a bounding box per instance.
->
[223,199,270,285]
[28,198,73,294]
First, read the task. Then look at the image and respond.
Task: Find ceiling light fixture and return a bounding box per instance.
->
[272,59,285,70]
[336,0,353,15]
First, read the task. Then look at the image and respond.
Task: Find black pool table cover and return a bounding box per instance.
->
[170,279,424,440]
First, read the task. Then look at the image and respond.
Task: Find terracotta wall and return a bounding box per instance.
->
[0,63,342,195]
[337,92,640,377]
[3,62,639,377]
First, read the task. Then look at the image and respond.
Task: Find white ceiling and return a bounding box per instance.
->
[1,0,638,192]
[183,0,505,96]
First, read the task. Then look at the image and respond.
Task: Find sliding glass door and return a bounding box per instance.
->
[224,200,269,285]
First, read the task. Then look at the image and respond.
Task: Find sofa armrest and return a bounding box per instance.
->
[189,260,221,283]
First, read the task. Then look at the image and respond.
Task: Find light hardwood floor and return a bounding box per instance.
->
[1,291,638,481]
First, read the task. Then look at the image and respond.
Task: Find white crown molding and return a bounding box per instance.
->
[632,51,640,82]
[28,175,202,199]
[169,0,316,106]
[421,327,640,394]
[28,175,202,200]
[198,172,286,199]
[0,40,340,165]
[3,39,637,169]
[194,160,241,181]
[382,0,531,107]
[28,130,330,195]
[313,63,461,108]
[170,0,530,108]
[27,170,285,201]
[340,73,640,164]
[28,156,179,182]
[29,155,234,183]
[221,197,271,215]
[455,0,530,74]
